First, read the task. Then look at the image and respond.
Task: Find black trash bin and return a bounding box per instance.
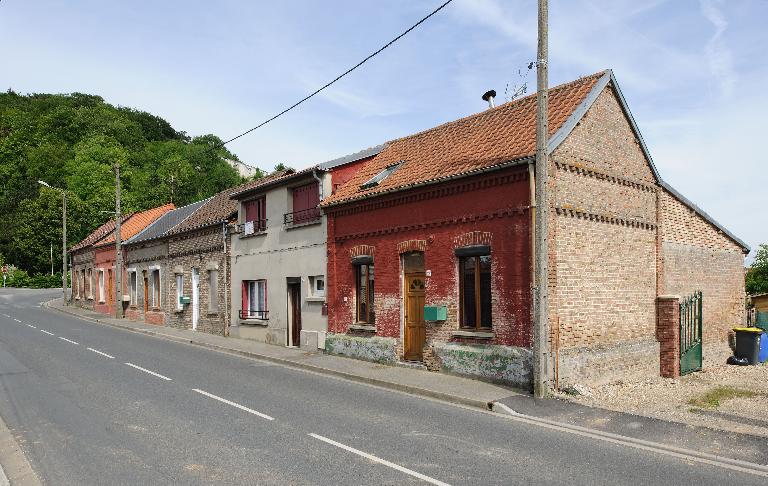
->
[733,327,763,365]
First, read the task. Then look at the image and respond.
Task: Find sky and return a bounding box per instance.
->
[1,0,766,260]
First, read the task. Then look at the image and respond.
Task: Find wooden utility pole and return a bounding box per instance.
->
[114,163,123,319]
[62,190,67,305]
[533,0,550,398]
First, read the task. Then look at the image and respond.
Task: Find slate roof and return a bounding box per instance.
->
[167,171,291,235]
[318,144,387,171]
[95,204,175,247]
[124,199,207,245]
[322,72,604,207]
[69,214,132,252]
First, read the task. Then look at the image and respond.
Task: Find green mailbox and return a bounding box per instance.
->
[424,305,447,321]
[179,296,191,305]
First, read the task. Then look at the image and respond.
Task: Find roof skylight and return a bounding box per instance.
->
[360,161,403,190]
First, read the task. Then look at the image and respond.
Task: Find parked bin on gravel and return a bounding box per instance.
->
[733,327,764,365]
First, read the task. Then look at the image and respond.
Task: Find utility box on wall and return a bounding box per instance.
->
[424,305,447,321]
[179,296,191,305]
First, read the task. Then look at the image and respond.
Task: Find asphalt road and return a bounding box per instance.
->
[0,288,764,485]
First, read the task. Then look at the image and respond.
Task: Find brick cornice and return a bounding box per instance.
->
[554,159,657,192]
[325,169,528,217]
[555,206,656,230]
[334,206,528,242]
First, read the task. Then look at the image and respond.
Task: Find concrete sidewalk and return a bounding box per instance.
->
[44,299,521,410]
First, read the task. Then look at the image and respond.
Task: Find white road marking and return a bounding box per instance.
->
[40,330,54,335]
[87,348,115,359]
[125,363,172,381]
[13,319,21,323]
[308,433,451,486]
[59,337,79,345]
[27,324,37,329]
[192,389,274,421]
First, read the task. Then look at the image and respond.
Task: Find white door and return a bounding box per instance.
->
[191,268,200,330]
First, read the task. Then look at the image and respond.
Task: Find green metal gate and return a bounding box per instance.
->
[680,291,703,375]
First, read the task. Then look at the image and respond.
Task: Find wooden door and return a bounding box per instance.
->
[289,283,302,347]
[107,270,114,305]
[143,275,149,313]
[404,274,426,361]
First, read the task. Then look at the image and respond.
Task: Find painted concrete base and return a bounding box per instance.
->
[325,334,398,365]
[558,339,660,387]
[432,343,532,388]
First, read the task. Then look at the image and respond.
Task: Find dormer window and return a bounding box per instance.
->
[360,161,403,190]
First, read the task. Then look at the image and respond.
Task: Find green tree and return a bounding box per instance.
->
[746,244,768,295]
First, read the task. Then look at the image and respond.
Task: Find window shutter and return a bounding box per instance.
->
[241,281,248,313]
[245,201,258,223]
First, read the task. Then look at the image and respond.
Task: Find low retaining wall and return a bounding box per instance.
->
[558,339,660,387]
[325,334,398,364]
[433,343,532,389]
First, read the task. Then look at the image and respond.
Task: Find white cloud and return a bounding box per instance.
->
[699,0,737,98]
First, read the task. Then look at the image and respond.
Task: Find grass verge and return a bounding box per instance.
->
[687,386,762,409]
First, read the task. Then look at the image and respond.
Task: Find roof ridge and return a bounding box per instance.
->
[386,70,607,146]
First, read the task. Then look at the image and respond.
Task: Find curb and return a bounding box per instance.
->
[43,301,495,411]
[0,410,41,486]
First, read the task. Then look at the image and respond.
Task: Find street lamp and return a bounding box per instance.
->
[38,180,68,306]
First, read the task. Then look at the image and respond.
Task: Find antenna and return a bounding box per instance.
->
[504,64,534,102]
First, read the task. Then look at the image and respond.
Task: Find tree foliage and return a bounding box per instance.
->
[0,91,246,274]
[746,244,768,296]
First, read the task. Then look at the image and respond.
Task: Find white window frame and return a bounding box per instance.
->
[208,270,218,313]
[243,280,267,319]
[175,273,184,311]
[149,268,161,309]
[309,275,325,298]
[87,268,93,299]
[128,269,137,305]
[98,270,105,303]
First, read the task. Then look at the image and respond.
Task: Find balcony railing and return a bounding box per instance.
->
[236,219,267,236]
[284,207,321,226]
[239,309,269,320]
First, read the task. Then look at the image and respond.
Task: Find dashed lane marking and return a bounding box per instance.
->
[308,433,451,486]
[26,324,37,329]
[87,348,115,359]
[59,337,79,345]
[40,330,54,336]
[192,389,274,421]
[125,363,172,381]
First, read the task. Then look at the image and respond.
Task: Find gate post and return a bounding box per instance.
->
[657,295,680,378]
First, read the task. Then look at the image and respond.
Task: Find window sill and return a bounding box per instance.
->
[239,319,269,327]
[285,220,321,231]
[349,323,376,332]
[452,330,494,339]
[305,296,325,303]
[206,311,219,316]
[239,231,267,240]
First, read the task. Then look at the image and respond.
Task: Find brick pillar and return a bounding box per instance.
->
[657,295,680,378]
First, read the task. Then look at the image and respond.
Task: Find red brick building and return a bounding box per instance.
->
[322,70,748,389]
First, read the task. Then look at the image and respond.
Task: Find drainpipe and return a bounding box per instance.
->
[312,167,324,201]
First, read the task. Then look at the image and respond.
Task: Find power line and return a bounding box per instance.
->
[216,0,454,149]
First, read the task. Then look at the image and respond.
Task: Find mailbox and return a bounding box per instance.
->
[424,305,447,321]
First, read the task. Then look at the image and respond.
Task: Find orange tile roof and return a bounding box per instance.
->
[96,203,175,247]
[322,71,605,206]
[69,213,133,252]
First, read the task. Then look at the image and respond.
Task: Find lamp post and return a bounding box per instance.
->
[38,180,67,306]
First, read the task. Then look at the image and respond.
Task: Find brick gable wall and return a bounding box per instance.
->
[550,87,660,386]
[659,190,745,352]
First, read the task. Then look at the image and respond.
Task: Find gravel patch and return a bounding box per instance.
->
[557,361,768,437]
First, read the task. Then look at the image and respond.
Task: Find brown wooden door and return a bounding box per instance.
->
[143,276,149,313]
[107,270,114,305]
[404,274,426,361]
[289,283,302,347]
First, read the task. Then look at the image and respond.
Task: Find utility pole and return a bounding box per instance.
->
[62,190,67,305]
[533,0,550,398]
[114,163,123,319]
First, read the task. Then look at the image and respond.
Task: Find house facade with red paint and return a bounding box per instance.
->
[322,70,749,389]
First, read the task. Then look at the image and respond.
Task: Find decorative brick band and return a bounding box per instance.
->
[397,240,427,254]
[555,206,656,230]
[554,159,657,192]
[349,245,375,259]
[335,206,527,242]
[453,231,492,249]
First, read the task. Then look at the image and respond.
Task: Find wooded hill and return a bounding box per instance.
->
[0,90,245,275]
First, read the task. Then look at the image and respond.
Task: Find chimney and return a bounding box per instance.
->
[482,89,497,109]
